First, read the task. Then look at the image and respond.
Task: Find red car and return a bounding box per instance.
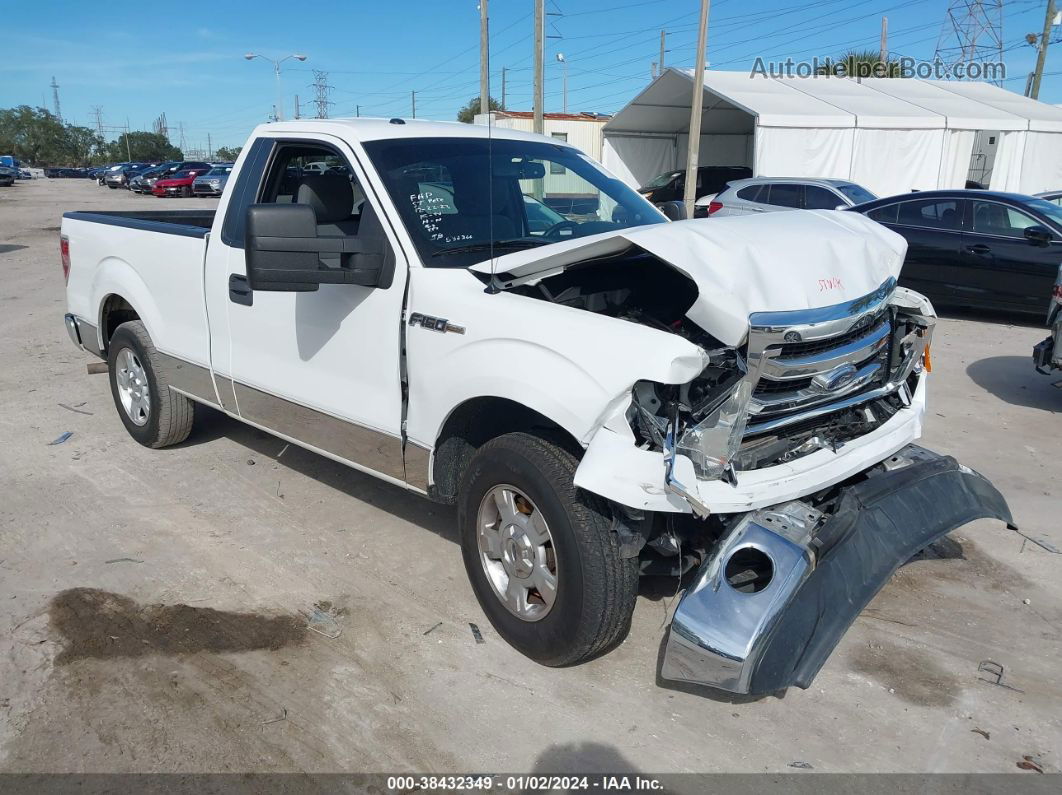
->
[153,168,210,198]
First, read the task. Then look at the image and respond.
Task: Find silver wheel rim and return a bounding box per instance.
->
[114,347,150,427]
[476,484,558,622]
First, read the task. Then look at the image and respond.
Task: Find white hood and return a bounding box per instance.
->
[470,211,907,346]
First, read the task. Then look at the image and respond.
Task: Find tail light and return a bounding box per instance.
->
[707,201,723,215]
[1053,283,1062,302]
[60,235,71,284]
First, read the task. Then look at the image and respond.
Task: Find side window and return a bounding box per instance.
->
[220,138,274,248]
[805,185,841,210]
[896,199,960,230]
[765,183,801,208]
[866,203,898,224]
[736,184,762,202]
[971,201,1039,238]
[549,133,568,175]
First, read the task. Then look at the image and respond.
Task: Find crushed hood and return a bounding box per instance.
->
[470,211,907,346]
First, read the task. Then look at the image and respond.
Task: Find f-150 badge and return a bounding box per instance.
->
[408,312,465,335]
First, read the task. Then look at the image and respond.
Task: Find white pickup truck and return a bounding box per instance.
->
[62,119,1012,695]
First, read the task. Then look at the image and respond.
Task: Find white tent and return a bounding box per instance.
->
[602,70,1062,197]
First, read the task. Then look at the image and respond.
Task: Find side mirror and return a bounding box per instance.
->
[1024,224,1052,247]
[658,200,687,221]
[244,204,391,292]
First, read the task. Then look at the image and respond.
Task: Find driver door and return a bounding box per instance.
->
[217,134,411,482]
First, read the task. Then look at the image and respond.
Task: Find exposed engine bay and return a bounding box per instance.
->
[512,249,934,487]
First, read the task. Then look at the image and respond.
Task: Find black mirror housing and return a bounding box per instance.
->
[1023,224,1052,247]
[244,203,391,292]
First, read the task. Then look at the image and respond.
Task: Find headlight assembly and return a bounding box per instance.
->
[675,379,753,480]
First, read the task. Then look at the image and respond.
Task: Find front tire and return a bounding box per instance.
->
[458,433,638,667]
[107,321,194,448]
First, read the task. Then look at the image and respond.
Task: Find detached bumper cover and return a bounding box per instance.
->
[661,445,1012,695]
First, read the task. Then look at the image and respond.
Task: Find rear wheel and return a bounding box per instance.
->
[458,433,638,666]
[107,321,194,448]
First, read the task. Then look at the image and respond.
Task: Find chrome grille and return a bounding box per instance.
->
[743,279,904,435]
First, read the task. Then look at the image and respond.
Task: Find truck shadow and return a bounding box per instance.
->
[181,405,458,542]
[966,355,1061,412]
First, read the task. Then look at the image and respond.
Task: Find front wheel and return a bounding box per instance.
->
[107,320,195,448]
[458,433,638,666]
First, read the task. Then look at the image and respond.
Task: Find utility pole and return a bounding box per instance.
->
[880,16,889,64]
[556,53,568,113]
[356,105,361,117]
[1031,0,1057,100]
[178,122,187,152]
[501,66,508,110]
[207,133,213,160]
[533,0,544,135]
[660,30,667,74]
[651,62,658,79]
[480,0,490,116]
[92,106,104,138]
[411,91,417,118]
[683,0,710,221]
[124,120,132,161]
[294,95,301,119]
[50,76,62,121]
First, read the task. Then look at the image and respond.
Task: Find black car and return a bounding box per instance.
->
[638,165,752,205]
[850,190,1062,315]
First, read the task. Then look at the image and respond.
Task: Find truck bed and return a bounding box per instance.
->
[62,209,216,238]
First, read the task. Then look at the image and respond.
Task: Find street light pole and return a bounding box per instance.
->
[244,53,308,121]
[556,53,568,113]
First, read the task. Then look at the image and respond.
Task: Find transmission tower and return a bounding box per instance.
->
[310,70,334,119]
[91,106,105,138]
[50,76,62,121]
[933,0,1004,85]
[153,112,169,140]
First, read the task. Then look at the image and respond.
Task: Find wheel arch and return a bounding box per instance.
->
[92,258,165,354]
[428,395,583,504]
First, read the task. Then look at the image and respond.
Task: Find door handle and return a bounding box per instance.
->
[229,273,253,306]
[964,244,992,257]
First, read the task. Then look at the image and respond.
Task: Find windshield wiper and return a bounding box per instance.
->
[431,239,550,257]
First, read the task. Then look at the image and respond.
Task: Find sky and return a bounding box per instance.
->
[1,0,1058,152]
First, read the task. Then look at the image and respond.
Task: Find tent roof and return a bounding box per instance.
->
[859,77,1026,130]
[925,79,1062,132]
[604,70,1062,135]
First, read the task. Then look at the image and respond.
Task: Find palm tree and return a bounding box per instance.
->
[816,49,902,78]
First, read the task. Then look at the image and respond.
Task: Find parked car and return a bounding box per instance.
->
[105,163,153,189]
[192,164,234,197]
[18,169,33,180]
[851,189,1062,316]
[638,165,752,207]
[153,166,212,198]
[59,119,1011,697]
[129,163,179,194]
[1033,264,1062,374]
[0,166,15,187]
[702,177,877,219]
[1036,190,1062,206]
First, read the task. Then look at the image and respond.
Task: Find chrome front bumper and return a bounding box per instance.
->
[660,444,1012,695]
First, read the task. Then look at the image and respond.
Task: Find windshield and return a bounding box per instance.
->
[173,170,197,179]
[642,171,680,190]
[836,183,877,205]
[208,166,232,176]
[363,137,664,268]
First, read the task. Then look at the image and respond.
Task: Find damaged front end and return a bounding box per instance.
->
[626,278,937,514]
[661,445,1014,695]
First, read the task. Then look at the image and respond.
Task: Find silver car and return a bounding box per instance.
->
[701,177,877,218]
[192,164,234,198]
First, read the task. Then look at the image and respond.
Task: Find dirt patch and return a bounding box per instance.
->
[0,244,29,254]
[895,537,1031,595]
[850,640,961,707]
[49,588,306,664]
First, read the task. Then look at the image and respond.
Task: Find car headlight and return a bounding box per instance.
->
[675,379,753,479]
[630,349,752,482]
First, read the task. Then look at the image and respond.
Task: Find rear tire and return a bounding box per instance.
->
[107,321,194,448]
[458,432,638,667]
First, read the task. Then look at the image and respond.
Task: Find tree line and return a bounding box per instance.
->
[0,106,184,166]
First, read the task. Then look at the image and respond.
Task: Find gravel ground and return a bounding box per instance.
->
[0,177,1060,776]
